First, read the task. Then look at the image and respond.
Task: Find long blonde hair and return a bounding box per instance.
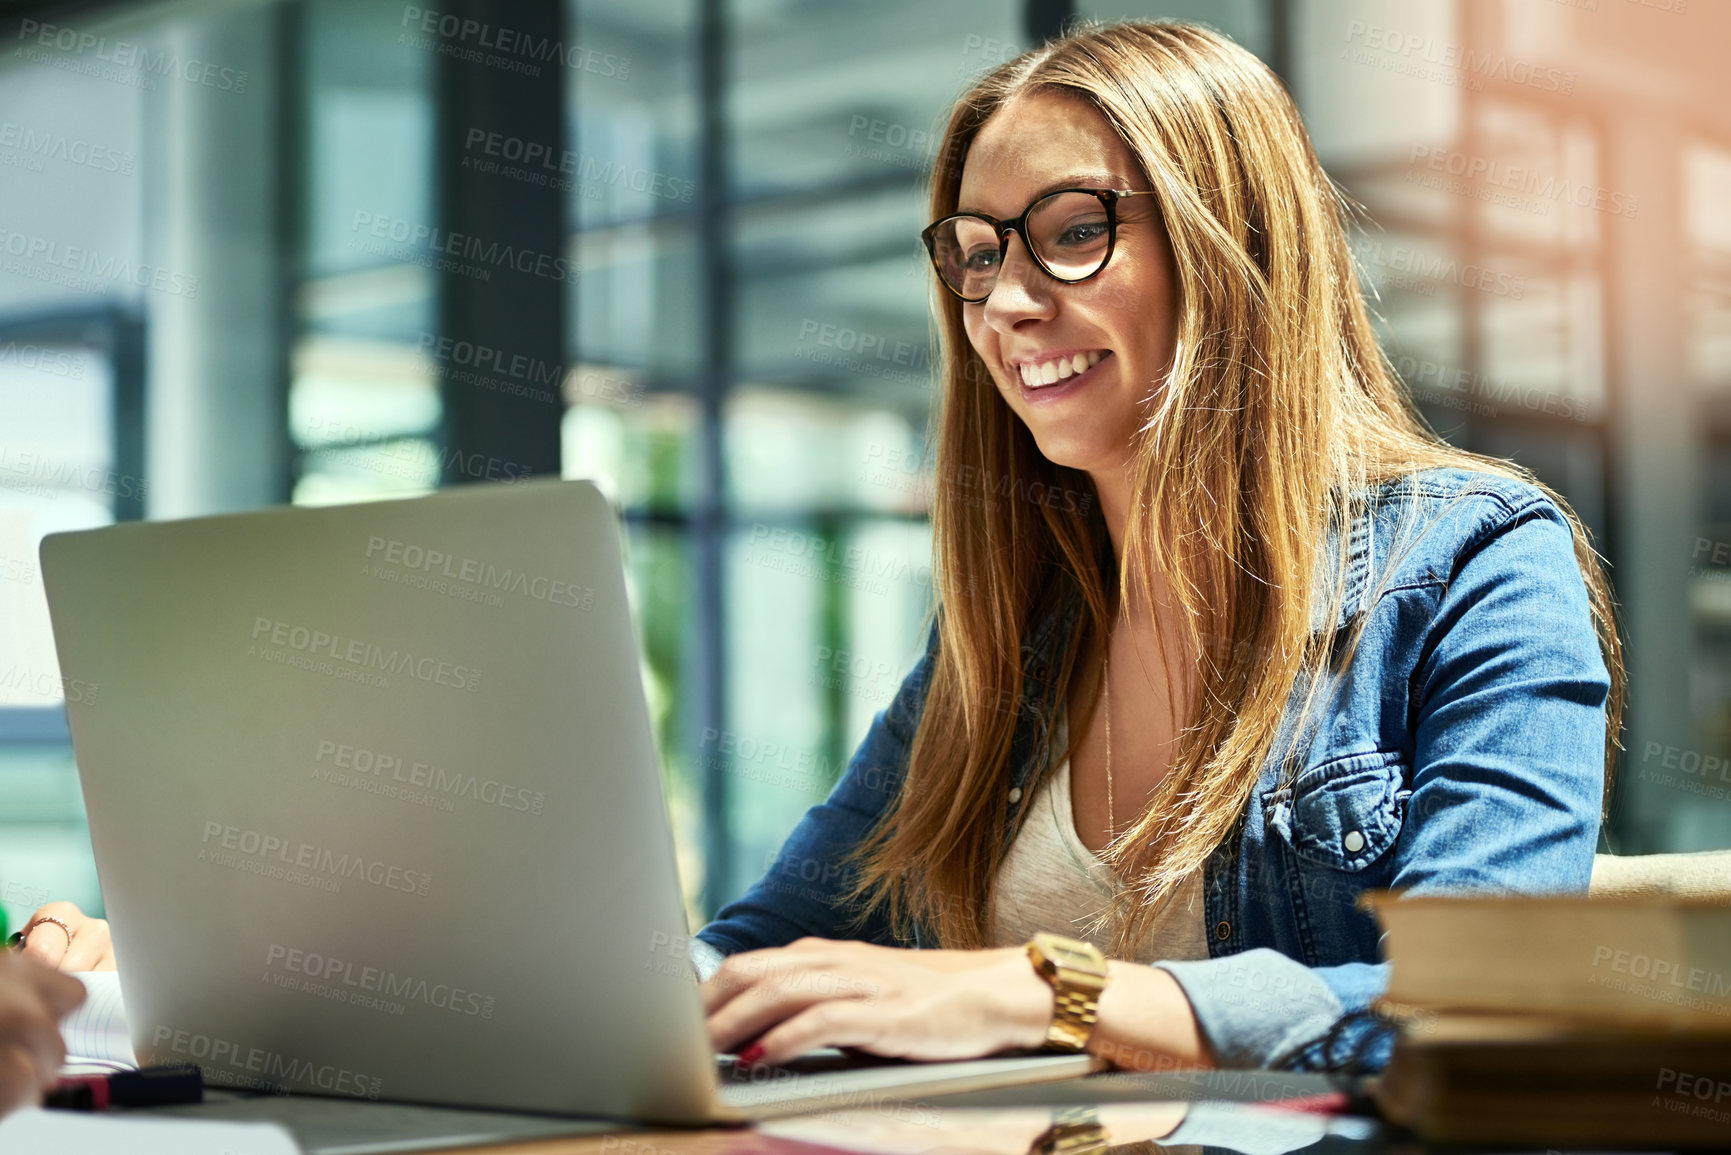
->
[852,20,1624,955]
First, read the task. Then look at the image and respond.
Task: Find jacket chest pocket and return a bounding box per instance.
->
[1262,749,1410,871]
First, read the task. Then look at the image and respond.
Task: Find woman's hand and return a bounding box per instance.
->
[702,937,1216,1072]
[15,904,114,972]
[0,950,85,1116]
[702,939,1052,1064]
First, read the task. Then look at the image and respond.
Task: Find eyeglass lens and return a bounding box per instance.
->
[929,191,1112,299]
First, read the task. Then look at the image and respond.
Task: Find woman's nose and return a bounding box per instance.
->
[981,232,1056,328]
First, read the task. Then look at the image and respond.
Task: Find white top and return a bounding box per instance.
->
[991,755,1210,964]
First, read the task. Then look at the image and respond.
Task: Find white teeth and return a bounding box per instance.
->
[1018,350,1108,387]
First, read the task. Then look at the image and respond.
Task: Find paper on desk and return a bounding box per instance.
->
[0,1106,301,1155]
[60,971,137,1067]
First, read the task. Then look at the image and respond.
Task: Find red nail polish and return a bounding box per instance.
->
[738,1043,765,1065]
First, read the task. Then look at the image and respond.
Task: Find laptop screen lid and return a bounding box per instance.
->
[40,480,723,1122]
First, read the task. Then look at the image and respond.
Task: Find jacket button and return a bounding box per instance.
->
[1007,787,1023,804]
[1214,920,1231,941]
[1343,830,1366,853]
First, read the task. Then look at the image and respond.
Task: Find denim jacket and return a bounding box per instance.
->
[695,468,1611,1072]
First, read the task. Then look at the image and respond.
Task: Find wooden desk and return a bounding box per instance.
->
[148,1070,1381,1155]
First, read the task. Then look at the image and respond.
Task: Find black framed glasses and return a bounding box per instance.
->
[920,187,1158,303]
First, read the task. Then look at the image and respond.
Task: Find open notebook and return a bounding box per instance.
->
[60,971,137,1070]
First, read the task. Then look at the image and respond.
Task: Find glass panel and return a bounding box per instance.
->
[0,0,154,923]
[622,521,705,927]
[724,519,831,899]
[723,514,932,899]
[725,387,926,516]
[568,0,702,381]
[1686,144,1731,256]
[1471,103,1609,250]
[1480,268,1605,423]
[569,0,700,231]
[292,0,437,507]
[728,0,1026,200]
[562,392,703,512]
[1686,144,1731,395]
[1293,0,1462,177]
[0,335,120,926]
[304,0,434,281]
[734,190,933,412]
[289,335,439,448]
[570,221,702,381]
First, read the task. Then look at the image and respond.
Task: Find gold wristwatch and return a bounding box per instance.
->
[1029,1107,1109,1155]
[1025,932,1110,1051]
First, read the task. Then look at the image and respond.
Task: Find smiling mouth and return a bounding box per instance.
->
[1018,349,1109,388]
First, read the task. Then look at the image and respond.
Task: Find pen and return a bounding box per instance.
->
[46,1064,204,1111]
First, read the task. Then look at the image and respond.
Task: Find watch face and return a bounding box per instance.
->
[1033,933,1103,973]
[1048,942,1098,968]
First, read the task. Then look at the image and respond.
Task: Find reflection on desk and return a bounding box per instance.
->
[763,1101,1377,1155]
[126,1074,1385,1155]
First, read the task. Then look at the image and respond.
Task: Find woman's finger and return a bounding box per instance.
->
[750,999,883,1066]
[700,945,819,1013]
[14,918,71,970]
[16,902,101,972]
[706,981,826,1056]
[705,960,847,1055]
[699,949,769,1015]
[56,922,112,972]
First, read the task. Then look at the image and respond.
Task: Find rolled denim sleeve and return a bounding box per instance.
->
[1160,493,1610,1072]
[1155,950,1349,1069]
[696,620,939,958]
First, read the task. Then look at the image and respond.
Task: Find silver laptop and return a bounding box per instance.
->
[39,479,1096,1124]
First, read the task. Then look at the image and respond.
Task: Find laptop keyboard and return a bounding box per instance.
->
[716,1048,911,1084]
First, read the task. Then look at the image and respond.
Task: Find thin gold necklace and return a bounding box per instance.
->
[1103,639,1114,846]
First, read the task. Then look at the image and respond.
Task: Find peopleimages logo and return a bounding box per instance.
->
[150,1026,379,1098]
[0,340,84,378]
[399,6,629,78]
[265,944,497,1018]
[0,228,198,297]
[249,616,484,691]
[0,122,135,174]
[199,821,433,897]
[364,536,596,611]
[350,211,576,284]
[16,19,251,92]
[314,739,547,815]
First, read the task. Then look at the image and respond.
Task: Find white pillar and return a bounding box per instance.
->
[1606,109,1700,850]
[142,7,284,519]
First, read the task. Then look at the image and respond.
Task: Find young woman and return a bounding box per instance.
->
[693,20,1622,1074]
[29,18,1620,1080]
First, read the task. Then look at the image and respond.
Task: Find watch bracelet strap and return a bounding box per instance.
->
[1034,937,1107,1049]
[1030,1108,1108,1155]
[1048,993,1100,1048]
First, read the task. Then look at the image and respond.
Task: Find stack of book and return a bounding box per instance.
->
[1362,892,1731,1146]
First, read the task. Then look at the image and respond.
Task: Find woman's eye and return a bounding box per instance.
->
[1054,220,1109,247]
[962,248,1001,272]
